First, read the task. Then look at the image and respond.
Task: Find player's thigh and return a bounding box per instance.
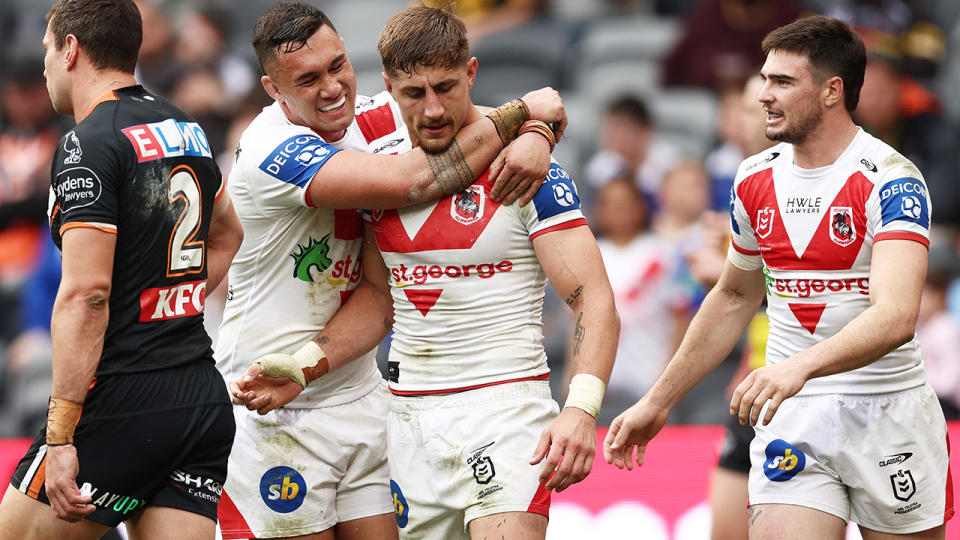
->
[859,523,945,540]
[710,468,749,540]
[334,512,399,540]
[125,506,215,540]
[467,511,547,540]
[0,484,110,540]
[747,503,846,540]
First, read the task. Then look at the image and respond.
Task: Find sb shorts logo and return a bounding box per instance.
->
[390,480,409,528]
[259,466,307,513]
[763,439,805,482]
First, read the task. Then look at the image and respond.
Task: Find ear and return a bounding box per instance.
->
[261,75,281,103]
[64,34,80,71]
[466,57,478,90]
[822,75,844,108]
[382,71,393,95]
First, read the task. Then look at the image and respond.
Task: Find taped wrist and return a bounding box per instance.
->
[563,373,606,420]
[485,99,530,146]
[258,341,330,388]
[518,120,556,151]
[46,397,83,446]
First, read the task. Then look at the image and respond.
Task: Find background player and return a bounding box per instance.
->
[215,3,566,539]
[235,5,618,540]
[0,1,243,539]
[605,14,951,540]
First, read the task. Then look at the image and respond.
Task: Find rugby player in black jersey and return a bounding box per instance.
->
[0,1,244,538]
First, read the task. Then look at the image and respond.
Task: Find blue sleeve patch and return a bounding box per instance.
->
[879,177,929,228]
[728,187,740,235]
[258,134,340,188]
[532,163,581,220]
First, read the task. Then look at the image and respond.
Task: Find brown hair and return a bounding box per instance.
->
[378,4,468,77]
[252,2,337,75]
[762,15,866,112]
[46,0,141,73]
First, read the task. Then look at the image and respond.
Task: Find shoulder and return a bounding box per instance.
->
[353,91,405,143]
[734,143,787,186]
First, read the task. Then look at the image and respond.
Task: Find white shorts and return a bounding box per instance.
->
[748,384,954,534]
[388,380,559,540]
[218,381,393,539]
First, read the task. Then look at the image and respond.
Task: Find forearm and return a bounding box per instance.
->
[311,279,394,372]
[567,292,619,383]
[50,292,109,403]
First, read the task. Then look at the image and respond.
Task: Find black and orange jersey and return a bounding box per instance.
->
[47,85,224,375]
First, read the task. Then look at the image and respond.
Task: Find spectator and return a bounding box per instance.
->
[918,250,960,420]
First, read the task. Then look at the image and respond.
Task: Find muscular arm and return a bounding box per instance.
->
[206,190,243,292]
[529,225,619,491]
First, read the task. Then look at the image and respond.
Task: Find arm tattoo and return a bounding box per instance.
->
[565,285,584,307]
[572,312,585,357]
[316,336,330,345]
[747,506,761,528]
[425,139,474,196]
[383,317,392,329]
[473,134,483,145]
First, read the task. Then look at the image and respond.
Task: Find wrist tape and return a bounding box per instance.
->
[46,397,83,446]
[258,341,329,388]
[564,373,606,420]
[485,99,530,146]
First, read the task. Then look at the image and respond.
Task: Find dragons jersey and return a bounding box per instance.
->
[368,160,587,394]
[46,85,223,375]
[728,128,931,395]
[216,92,412,407]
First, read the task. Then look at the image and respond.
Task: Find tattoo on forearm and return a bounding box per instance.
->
[473,134,483,145]
[748,506,761,528]
[565,285,583,306]
[573,312,585,357]
[425,139,474,196]
[383,318,391,329]
[316,336,329,345]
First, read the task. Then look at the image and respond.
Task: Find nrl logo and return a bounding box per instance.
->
[890,469,916,502]
[756,207,775,239]
[829,207,856,246]
[451,185,484,225]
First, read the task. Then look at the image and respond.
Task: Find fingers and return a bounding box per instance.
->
[529,430,551,466]
[488,156,507,199]
[552,113,567,143]
[490,169,518,203]
[500,177,524,205]
[554,445,594,493]
[540,442,565,489]
[48,484,94,522]
[517,177,544,207]
[244,393,273,413]
[762,394,784,426]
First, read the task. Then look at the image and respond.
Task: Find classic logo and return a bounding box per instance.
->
[63,131,82,164]
[879,453,913,467]
[756,207,775,239]
[452,185,485,225]
[260,466,307,513]
[763,439,805,482]
[860,158,877,173]
[391,480,409,528]
[829,207,856,246]
[746,151,780,171]
[891,469,916,502]
[374,138,404,154]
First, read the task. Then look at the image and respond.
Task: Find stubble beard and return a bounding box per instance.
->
[766,104,823,145]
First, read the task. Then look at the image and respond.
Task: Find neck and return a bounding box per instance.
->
[791,113,859,169]
[72,69,137,123]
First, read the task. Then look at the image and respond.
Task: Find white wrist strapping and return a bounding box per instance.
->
[257,341,327,388]
[564,373,606,419]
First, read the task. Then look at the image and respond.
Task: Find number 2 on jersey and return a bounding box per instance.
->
[167,165,204,276]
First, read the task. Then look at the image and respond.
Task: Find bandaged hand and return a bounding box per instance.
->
[256,341,329,388]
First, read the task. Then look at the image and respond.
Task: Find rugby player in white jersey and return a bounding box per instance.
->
[604,15,952,540]
[233,5,618,540]
[215,3,568,540]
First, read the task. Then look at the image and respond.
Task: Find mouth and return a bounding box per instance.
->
[422,123,448,137]
[319,95,346,113]
[765,109,784,124]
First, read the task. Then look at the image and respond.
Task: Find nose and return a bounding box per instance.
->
[757,81,773,105]
[319,74,341,99]
[423,89,444,120]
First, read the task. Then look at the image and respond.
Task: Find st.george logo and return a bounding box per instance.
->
[763,439,805,482]
[259,466,307,513]
[452,185,485,225]
[829,207,856,247]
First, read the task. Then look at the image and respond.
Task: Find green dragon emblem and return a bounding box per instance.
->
[763,266,774,296]
[291,234,332,282]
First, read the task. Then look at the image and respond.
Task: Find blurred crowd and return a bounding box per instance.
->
[2,0,960,436]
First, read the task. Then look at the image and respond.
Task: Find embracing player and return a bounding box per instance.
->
[605,15,951,540]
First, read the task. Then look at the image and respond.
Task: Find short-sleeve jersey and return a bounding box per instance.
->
[46,85,223,375]
[216,92,411,407]
[369,159,587,394]
[728,128,930,394]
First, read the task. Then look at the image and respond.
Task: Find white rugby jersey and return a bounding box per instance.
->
[216,92,412,407]
[368,161,587,394]
[728,128,931,395]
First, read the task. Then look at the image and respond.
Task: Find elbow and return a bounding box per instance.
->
[60,282,111,312]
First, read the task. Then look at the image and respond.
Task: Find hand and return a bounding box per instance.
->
[519,87,567,141]
[44,444,94,522]
[603,398,669,470]
[488,132,551,205]
[730,360,807,426]
[529,407,597,492]
[230,362,305,415]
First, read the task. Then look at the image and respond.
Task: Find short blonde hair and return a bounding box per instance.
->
[378,4,468,77]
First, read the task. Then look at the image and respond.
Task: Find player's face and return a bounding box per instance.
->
[386,58,477,154]
[758,50,825,145]
[261,24,356,141]
[41,20,72,115]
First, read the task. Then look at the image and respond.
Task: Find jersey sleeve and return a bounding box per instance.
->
[245,129,341,212]
[518,161,587,238]
[48,125,124,238]
[727,167,764,271]
[867,154,931,248]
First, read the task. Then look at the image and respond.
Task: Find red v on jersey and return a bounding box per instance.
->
[788,302,827,334]
[403,288,443,316]
[373,172,502,253]
[739,168,873,270]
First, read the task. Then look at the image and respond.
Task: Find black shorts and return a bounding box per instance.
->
[716,412,754,474]
[10,360,234,527]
